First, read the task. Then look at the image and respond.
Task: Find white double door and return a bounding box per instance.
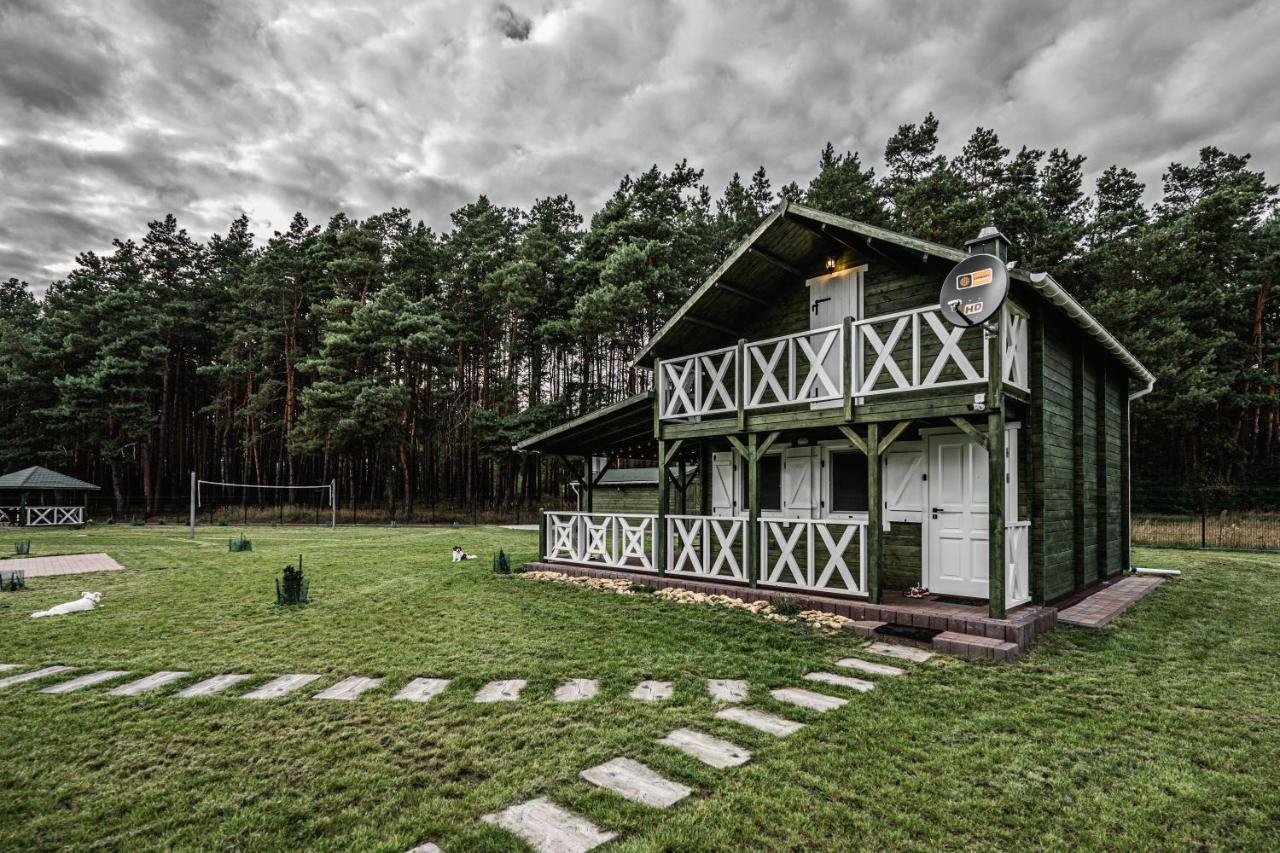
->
[925,428,1017,599]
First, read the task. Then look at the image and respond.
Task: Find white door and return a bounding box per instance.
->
[926,433,990,598]
[807,267,863,409]
[711,452,737,517]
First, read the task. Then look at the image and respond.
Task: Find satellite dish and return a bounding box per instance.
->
[939,253,1009,327]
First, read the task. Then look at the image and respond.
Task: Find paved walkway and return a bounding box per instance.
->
[1058,576,1163,628]
[3,552,124,577]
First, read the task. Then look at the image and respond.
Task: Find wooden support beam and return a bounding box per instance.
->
[842,315,854,422]
[866,422,883,603]
[878,421,910,455]
[837,425,868,455]
[656,439,670,576]
[735,339,747,433]
[589,455,615,488]
[718,282,770,307]
[676,459,688,514]
[725,434,749,460]
[948,416,988,449]
[685,314,738,337]
[725,431,780,463]
[746,433,761,588]
[756,431,781,459]
[988,407,1007,619]
[748,245,804,278]
[665,438,685,461]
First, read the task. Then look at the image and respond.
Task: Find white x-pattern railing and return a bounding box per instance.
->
[544,511,657,571]
[1005,520,1031,607]
[759,518,868,597]
[658,304,1028,421]
[25,506,84,526]
[666,514,748,582]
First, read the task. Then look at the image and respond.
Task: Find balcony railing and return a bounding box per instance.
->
[544,511,657,571]
[0,506,84,527]
[659,304,1028,422]
[1005,520,1031,608]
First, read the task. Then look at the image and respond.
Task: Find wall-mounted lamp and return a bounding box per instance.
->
[825,256,838,272]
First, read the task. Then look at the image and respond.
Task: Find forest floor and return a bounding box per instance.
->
[0,526,1277,851]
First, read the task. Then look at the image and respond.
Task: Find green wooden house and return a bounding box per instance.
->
[518,202,1153,629]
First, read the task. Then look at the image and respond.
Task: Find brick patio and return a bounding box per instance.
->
[1057,576,1163,628]
[3,553,124,578]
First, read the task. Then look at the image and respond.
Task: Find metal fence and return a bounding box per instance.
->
[1132,485,1280,552]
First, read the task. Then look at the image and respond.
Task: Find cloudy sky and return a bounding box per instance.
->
[2,0,1277,294]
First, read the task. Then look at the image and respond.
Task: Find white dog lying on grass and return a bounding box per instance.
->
[31,592,102,619]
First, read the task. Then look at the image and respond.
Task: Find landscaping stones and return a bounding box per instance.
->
[41,670,130,694]
[865,641,934,662]
[834,657,905,677]
[707,679,748,702]
[106,671,191,696]
[804,671,875,692]
[554,678,598,702]
[770,687,848,712]
[481,797,614,853]
[714,706,803,737]
[475,679,526,702]
[658,728,751,768]
[176,674,254,697]
[0,665,74,690]
[313,676,384,701]
[393,678,451,703]
[629,680,672,701]
[580,757,692,808]
[242,673,322,700]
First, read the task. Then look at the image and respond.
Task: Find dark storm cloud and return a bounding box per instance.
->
[2,0,1277,295]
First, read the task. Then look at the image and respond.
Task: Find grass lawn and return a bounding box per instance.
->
[0,526,1277,851]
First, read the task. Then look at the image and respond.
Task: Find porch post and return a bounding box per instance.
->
[988,313,1007,618]
[656,439,669,576]
[698,440,712,515]
[745,432,760,588]
[866,422,883,603]
[676,459,688,515]
[583,456,594,513]
[538,509,547,560]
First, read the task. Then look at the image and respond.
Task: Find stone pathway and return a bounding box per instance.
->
[481,797,614,853]
[804,671,875,692]
[835,657,904,677]
[0,664,21,672]
[393,677,451,703]
[659,728,750,768]
[865,641,934,662]
[0,665,74,690]
[707,679,748,702]
[1058,576,1163,628]
[243,673,321,700]
[554,679,598,702]
[177,674,254,697]
[474,679,526,702]
[629,680,672,701]
[41,670,130,694]
[770,687,848,713]
[314,676,383,701]
[107,671,190,696]
[715,706,803,737]
[580,757,691,808]
[5,552,124,577]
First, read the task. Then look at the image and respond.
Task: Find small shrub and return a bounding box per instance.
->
[0,568,24,591]
[228,534,252,553]
[275,554,309,605]
[14,540,30,556]
[130,517,143,527]
[492,549,512,575]
[774,597,803,617]
[106,517,115,525]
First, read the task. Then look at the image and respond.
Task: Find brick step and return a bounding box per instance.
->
[850,621,1022,661]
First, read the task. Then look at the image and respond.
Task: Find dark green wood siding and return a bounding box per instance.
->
[1105,375,1125,576]
[588,482,702,514]
[1081,365,1099,580]
[883,521,922,590]
[1040,319,1077,600]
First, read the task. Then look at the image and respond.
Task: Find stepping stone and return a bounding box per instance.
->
[482,797,614,853]
[580,757,691,808]
[804,671,875,692]
[629,680,672,701]
[405,844,440,853]
[865,641,933,663]
[770,687,848,713]
[835,657,905,677]
[554,678,598,702]
[0,664,20,672]
[177,674,254,697]
[313,676,383,701]
[393,677,451,703]
[106,671,191,696]
[474,679,526,702]
[707,679,748,702]
[715,706,803,737]
[41,670,130,694]
[658,728,750,768]
[242,673,322,700]
[0,665,74,690]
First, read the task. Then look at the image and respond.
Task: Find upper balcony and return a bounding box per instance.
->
[656,302,1028,424]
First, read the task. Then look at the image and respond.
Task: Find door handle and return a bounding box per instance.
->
[931,507,947,513]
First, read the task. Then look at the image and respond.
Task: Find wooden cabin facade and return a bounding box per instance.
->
[518,202,1153,622]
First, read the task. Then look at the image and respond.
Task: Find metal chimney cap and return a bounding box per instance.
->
[964,225,1010,247]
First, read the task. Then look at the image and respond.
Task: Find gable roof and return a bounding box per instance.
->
[632,200,1154,395]
[0,466,100,491]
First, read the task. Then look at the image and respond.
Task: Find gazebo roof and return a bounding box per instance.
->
[0,466,100,491]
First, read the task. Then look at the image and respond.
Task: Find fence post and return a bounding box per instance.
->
[1199,486,1207,549]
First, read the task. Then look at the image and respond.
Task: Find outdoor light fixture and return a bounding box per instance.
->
[825,256,837,272]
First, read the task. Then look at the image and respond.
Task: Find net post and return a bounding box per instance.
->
[331,479,337,529]
[189,471,196,540]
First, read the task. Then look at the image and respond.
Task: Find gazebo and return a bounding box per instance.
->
[0,466,100,527]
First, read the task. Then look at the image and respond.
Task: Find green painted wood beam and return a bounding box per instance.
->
[748,245,804,279]
[987,407,1007,619]
[948,416,987,449]
[867,422,883,603]
[878,421,910,455]
[837,425,867,455]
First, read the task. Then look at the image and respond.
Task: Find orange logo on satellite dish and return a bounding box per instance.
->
[957,267,993,289]
[962,301,984,316]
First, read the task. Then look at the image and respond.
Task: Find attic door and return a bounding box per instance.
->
[807,266,864,410]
